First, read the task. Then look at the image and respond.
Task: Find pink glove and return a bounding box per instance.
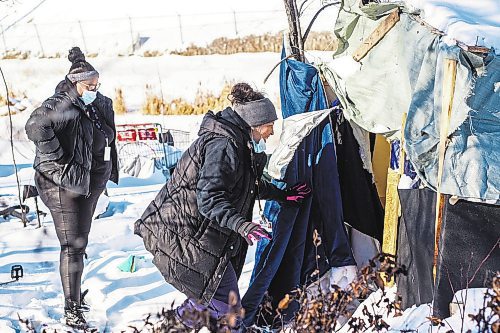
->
[284,182,312,204]
[237,222,272,246]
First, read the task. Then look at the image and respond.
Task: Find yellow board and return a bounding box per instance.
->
[382,169,401,257]
[372,135,390,207]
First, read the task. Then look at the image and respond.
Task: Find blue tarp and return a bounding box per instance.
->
[241,51,356,327]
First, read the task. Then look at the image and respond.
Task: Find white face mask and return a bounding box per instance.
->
[252,138,266,153]
[80,90,97,105]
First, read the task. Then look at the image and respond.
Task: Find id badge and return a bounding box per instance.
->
[104,146,111,161]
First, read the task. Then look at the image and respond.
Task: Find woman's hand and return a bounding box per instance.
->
[283,182,312,204]
[236,222,272,246]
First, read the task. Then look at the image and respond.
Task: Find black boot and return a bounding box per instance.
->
[64,301,88,329]
[80,289,90,312]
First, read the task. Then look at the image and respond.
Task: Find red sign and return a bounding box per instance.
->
[117,129,137,142]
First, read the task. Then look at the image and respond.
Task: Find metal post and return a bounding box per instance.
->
[178,14,184,44]
[33,23,45,57]
[129,17,135,52]
[34,197,42,228]
[78,21,88,53]
[233,11,238,36]
[0,24,7,53]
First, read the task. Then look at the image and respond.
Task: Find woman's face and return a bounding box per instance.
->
[252,122,275,142]
[76,77,99,96]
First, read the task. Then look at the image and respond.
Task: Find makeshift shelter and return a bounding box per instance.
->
[321,0,500,318]
[242,44,385,326]
[243,0,499,324]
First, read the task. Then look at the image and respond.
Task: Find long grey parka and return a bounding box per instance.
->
[134,107,283,304]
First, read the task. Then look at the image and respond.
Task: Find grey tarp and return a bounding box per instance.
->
[267,109,332,180]
[322,0,500,201]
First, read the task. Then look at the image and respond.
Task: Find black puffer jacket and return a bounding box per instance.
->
[25,79,119,195]
[134,107,282,303]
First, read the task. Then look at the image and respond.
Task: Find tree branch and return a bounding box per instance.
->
[302,2,341,44]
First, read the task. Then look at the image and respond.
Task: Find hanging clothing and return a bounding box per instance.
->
[242,51,355,327]
[332,109,384,243]
[397,188,500,318]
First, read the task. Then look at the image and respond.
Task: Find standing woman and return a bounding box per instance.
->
[25,47,118,328]
[135,83,311,330]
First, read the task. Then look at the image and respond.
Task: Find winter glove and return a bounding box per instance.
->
[237,222,271,246]
[283,182,312,204]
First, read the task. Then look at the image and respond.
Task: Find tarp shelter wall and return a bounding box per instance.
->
[322,0,500,201]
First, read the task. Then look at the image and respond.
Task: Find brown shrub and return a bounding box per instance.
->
[171,31,337,56]
[141,82,234,116]
[113,88,127,115]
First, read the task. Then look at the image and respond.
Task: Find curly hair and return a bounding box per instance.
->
[228,82,264,104]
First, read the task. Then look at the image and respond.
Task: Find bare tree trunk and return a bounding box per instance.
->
[283,0,304,62]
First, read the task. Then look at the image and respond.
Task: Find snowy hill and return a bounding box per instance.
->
[0,0,340,57]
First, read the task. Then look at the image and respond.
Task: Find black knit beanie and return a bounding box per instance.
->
[66,47,99,83]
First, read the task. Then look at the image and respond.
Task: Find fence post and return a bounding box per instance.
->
[233,10,238,36]
[129,17,135,52]
[177,14,184,44]
[78,21,88,53]
[33,23,45,57]
[0,24,7,53]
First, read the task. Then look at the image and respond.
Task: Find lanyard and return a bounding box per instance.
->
[86,106,111,161]
[249,142,271,228]
[86,106,109,146]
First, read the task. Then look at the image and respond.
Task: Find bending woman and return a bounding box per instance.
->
[135,83,311,330]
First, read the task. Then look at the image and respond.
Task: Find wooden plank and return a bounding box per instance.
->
[433,58,458,282]
[382,113,406,287]
[352,9,400,62]
[457,41,490,54]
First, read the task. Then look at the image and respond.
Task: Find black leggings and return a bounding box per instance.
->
[35,172,105,308]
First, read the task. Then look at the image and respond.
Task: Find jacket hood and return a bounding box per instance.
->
[199,107,252,145]
[55,78,85,109]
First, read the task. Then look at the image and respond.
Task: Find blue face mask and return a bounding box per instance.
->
[252,138,266,153]
[80,90,97,105]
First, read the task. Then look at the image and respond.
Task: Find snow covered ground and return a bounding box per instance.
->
[0,0,498,331]
[0,163,259,332]
[0,52,286,110]
[0,110,495,332]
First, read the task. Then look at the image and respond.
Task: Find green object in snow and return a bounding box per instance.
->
[117,255,144,273]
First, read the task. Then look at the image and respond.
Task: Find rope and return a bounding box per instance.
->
[0,64,27,227]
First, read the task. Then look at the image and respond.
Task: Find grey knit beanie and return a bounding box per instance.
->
[233,98,278,127]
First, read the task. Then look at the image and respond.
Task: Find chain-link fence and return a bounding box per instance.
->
[0,10,289,57]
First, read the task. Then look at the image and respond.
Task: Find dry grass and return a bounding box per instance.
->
[141,82,234,116]
[113,88,127,115]
[0,90,26,107]
[171,31,337,56]
[1,50,30,60]
[1,32,337,60]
